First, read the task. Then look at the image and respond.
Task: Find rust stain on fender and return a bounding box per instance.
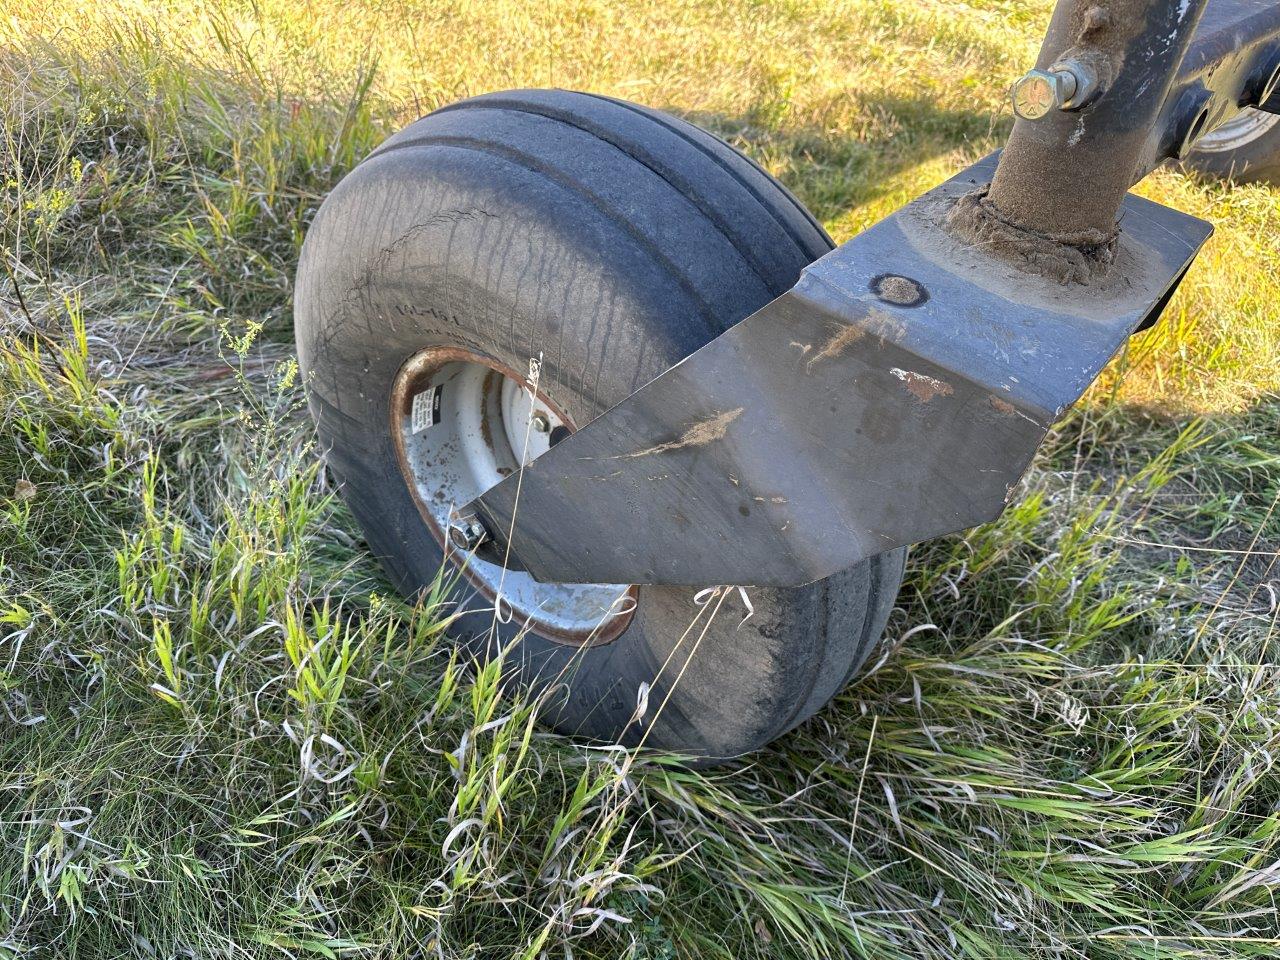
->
[988,393,1043,426]
[891,367,953,402]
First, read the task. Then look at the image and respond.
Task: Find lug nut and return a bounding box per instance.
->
[530,412,551,433]
[1011,61,1094,120]
[447,515,489,552]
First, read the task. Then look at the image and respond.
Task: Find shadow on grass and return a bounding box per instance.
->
[669,92,1006,227]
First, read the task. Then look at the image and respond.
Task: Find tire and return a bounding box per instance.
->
[1184,108,1280,185]
[294,89,905,760]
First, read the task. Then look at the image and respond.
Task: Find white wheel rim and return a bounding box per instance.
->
[1194,108,1280,154]
[390,348,636,645]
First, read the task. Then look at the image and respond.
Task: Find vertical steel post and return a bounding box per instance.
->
[986,0,1210,241]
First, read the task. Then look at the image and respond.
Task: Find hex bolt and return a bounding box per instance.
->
[447,515,489,553]
[530,412,552,433]
[1011,62,1094,120]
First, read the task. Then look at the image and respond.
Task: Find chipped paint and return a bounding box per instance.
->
[610,407,745,460]
[890,367,954,402]
[1068,115,1086,147]
[865,307,908,346]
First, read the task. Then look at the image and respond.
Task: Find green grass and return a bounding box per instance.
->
[2,0,1279,957]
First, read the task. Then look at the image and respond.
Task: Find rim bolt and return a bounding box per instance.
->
[530,412,552,433]
[448,515,489,552]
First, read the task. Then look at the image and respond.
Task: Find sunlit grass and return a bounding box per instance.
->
[1,0,1278,957]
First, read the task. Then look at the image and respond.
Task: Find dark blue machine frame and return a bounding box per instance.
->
[462,0,1279,587]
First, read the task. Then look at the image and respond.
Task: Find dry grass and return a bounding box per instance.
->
[1,1,1278,957]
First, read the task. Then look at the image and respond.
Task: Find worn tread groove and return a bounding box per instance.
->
[579,91,831,256]
[364,134,725,332]
[372,113,783,310]
[433,94,813,295]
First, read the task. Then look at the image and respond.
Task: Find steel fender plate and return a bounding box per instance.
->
[467,154,1213,586]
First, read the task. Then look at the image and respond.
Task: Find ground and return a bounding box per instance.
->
[1,1,1279,957]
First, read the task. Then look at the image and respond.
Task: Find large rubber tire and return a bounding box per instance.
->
[1185,108,1280,185]
[294,89,905,760]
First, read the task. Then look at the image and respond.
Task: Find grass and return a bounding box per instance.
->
[1,0,1278,956]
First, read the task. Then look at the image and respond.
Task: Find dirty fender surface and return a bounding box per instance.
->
[469,154,1212,586]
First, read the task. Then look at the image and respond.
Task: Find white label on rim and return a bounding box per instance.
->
[411,386,441,433]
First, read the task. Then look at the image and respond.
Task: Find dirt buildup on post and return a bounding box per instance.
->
[945,186,1118,284]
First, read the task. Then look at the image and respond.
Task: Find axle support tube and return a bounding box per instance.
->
[465,155,1211,587]
[988,0,1209,239]
[457,0,1280,588]
[988,0,1280,239]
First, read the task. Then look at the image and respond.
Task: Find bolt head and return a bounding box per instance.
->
[1012,69,1067,120]
[530,412,552,433]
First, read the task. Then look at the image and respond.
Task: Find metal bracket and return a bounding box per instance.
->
[466,154,1212,587]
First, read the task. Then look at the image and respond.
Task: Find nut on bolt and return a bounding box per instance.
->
[1011,62,1094,120]
[447,515,489,553]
